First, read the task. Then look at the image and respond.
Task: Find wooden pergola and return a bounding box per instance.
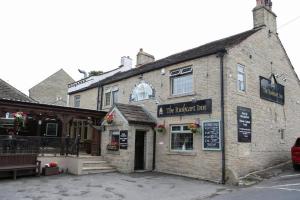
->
[0,99,106,137]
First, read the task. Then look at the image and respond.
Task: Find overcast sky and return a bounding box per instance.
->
[1,0,299,95]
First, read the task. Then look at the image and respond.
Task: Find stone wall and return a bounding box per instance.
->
[101,55,224,182]
[101,109,154,173]
[29,69,74,106]
[69,87,99,110]
[224,28,300,180]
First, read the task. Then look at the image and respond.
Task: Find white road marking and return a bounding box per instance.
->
[280,174,300,178]
[269,183,300,188]
[256,183,300,192]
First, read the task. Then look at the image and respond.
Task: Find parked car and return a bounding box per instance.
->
[291,137,300,170]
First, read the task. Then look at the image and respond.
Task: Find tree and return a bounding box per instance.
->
[88,70,103,77]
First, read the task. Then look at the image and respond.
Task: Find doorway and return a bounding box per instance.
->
[134,131,146,170]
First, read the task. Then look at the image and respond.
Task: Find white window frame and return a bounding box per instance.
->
[170,124,193,152]
[105,91,111,106]
[170,66,193,96]
[46,123,58,136]
[237,64,246,92]
[112,89,119,105]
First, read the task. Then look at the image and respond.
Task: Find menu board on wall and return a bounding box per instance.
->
[119,130,128,150]
[202,121,221,151]
[237,106,252,143]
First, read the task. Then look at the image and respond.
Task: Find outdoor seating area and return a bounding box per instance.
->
[0,154,41,180]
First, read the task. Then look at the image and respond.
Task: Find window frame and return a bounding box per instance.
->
[170,66,193,96]
[105,91,111,106]
[170,124,193,152]
[74,95,81,108]
[112,90,119,105]
[46,123,58,137]
[237,64,246,92]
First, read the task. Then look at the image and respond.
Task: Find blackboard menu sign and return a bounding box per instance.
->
[237,106,252,143]
[202,121,221,151]
[119,130,128,150]
[157,99,212,118]
[260,76,284,105]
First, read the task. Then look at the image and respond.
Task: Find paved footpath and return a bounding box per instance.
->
[0,172,228,200]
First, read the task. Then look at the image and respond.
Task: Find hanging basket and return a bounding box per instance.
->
[188,123,201,134]
[155,124,166,134]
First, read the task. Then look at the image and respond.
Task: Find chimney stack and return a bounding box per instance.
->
[121,56,132,70]
[136,48,155,67]
[253,0,277,33]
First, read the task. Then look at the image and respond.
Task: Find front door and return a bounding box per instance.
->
[91,128,101,156]
[134,131,145,170]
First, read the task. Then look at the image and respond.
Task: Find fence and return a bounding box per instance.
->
[0,135,81,156]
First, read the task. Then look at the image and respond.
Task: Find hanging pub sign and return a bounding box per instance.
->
[157,99,212,118]
[237,106,252,143]
[260,76,284,105]
[119,130,128,150]
[202,120,221,151]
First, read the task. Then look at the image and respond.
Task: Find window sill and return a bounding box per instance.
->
[167,92,196,99]
[167,151,197,156]
[107,150,120,155]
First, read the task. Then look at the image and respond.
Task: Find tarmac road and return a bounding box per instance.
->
[209,168,300,200]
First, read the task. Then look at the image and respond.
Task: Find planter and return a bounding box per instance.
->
[107,144,119,151]
[42,167,59,176]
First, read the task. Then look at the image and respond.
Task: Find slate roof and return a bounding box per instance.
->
[69,28,260,94]
[0,79,36,103]
[115,103,156,126]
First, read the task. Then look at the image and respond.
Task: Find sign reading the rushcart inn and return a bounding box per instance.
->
[157,99,212,117]
[260,76,284,105]
[237,106,252,143]
[202,121,221,151]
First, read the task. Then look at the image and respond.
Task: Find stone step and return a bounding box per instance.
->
[81,166,116,175]
[82,161,111,168]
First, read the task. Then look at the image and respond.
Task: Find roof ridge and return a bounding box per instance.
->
[0,78,36,102]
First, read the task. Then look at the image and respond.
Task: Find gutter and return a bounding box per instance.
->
[217,50,227,184]
[152,127,156,171]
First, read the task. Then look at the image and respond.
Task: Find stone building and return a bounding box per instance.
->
[68,1,300,183]
[29,69,74,106]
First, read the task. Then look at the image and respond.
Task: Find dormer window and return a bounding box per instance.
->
[130,81,154,102]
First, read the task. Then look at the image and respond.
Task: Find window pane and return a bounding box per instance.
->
[171,126,181,131]
[112,90,118,104]
[46,123,58,136]
[74,95,80,108]
[171,132,193,150]
[105,92,111,106]
[172,74,192,95]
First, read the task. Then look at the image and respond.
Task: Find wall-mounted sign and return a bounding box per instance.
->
[202,120,221,151]
[260,76,284,105]
[119,130,128,150]
[237,106,252,143]
[157,99,212,118]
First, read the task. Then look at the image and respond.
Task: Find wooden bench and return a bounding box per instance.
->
[0,154,41,180]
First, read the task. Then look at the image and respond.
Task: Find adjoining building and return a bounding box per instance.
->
[68,1,300,183]
[29,69,74,106]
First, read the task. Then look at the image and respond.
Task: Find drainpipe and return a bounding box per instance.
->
[152,127,156,171]
[100,86,104,111]
[96,82,101,111]
[217,50,226,184]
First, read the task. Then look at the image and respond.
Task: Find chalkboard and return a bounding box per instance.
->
[119,130,128,150]
[202,121,221,151]
[237,106,252,143]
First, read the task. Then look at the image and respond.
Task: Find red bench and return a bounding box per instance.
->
[0,154,41,179]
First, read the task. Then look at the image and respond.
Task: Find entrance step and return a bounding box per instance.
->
[79,156,116,175]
